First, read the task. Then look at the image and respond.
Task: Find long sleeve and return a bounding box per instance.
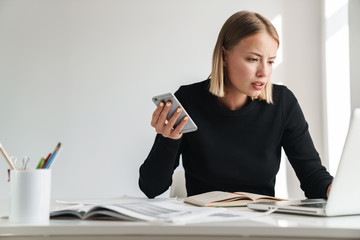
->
[139,80,333,199]
[281,88,333,199]
[139,134,182,198]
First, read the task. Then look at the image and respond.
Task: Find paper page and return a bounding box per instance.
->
[186,208,278,224]
[50,204,93,218]
[185,191,249,205]
[91,201,225,223]
[51,203,91,212]
[234,192,286,201]
[209,199,253,207]
[153,202,226,223]
[53,198,225,223]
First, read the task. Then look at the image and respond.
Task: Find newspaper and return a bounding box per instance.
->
[53,196,276,224]
[51,200,226,223]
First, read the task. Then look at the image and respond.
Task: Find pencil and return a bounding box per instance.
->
[0,143,17,170]
[43,143,62,169]
[36,157,46,169]
[41,153,52,169]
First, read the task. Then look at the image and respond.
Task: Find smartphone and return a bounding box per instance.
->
[152,93,198,134]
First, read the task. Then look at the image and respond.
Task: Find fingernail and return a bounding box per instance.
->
[159,102,164,107]
[184,116,188,121]
[166,102,171,107]
[177,107,182,113]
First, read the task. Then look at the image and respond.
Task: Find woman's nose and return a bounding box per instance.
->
[256,62,271,78]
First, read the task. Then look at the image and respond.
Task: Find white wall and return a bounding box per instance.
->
[281,0,324,199]
[0,0,324,200]
[349,0,360,111]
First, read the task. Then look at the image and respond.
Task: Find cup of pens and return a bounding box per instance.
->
[9,169,52,224]
[1,142,62,224]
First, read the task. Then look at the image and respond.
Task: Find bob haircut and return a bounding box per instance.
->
[209,11,279,103]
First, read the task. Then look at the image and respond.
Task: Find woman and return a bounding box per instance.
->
[139,11,333,199]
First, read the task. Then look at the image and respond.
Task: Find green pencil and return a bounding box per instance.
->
[36,158,45,169]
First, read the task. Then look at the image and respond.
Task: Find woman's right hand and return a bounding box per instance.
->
[151,101,189,140]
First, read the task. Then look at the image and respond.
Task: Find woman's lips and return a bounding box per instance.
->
[252,81,265,90]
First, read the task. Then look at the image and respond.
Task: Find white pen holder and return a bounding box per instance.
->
[9,169,51,224]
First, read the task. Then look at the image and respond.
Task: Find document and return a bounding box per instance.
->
[51,200,226,223]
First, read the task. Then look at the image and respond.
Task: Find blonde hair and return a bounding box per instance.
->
[209,11,279,103]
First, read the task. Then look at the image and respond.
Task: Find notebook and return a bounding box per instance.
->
[248,108,360,216]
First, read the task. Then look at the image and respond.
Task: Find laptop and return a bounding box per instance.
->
[248,108,360,216]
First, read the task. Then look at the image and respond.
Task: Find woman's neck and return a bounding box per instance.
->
[217,92,249,110]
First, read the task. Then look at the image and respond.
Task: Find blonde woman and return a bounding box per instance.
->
[139,11,333,199]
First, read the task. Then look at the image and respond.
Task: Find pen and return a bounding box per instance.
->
[36,157,46,169]
[41,153,52,169]
[0,143,17,170]
[43,143,62,169]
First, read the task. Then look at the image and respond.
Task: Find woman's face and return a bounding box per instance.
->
[223,32,278,98]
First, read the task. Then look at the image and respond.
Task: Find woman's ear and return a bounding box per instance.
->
[222,46,227,67]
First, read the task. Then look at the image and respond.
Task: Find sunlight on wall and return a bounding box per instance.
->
[271,14,288,199]
[325,0,348,18]
[324,0,351,176]
[272,14,283,71]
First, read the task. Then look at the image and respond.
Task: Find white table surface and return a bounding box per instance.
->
[1,199,360,240]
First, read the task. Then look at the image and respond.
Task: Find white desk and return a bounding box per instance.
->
[1,199,360,240]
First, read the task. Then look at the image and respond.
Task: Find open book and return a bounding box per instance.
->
[50,200,225,223]
[184,191,286,207]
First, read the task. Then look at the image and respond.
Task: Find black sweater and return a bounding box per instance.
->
[139,80,333,198]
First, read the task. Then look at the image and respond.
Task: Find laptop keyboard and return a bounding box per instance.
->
[294,202,327,208]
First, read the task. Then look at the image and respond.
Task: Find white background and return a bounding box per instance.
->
[0,0,354,200]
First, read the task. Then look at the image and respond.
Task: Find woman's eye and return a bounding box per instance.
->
[268,61,275,65]
[247,58,258,62]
